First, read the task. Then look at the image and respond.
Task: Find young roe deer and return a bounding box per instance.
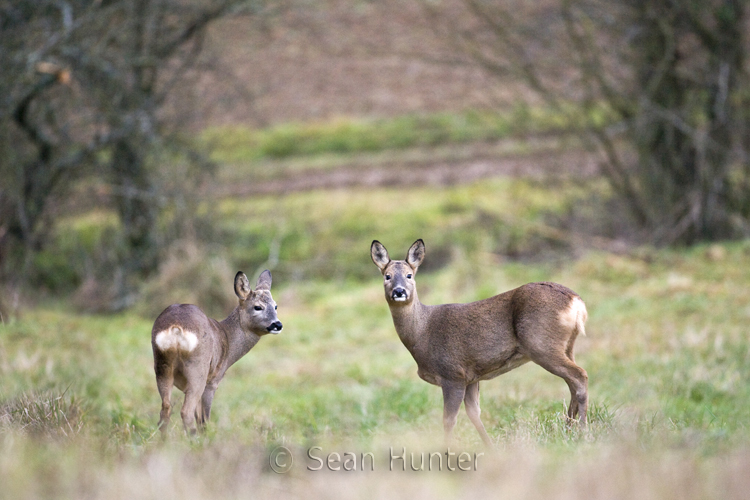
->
[151,270,283,435]
[370,239,588,445]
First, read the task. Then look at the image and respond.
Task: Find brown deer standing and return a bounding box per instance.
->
[371,239,588,445]
[151,270,283,435]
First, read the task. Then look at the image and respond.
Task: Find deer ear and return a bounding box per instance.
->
[371,240,390,272]
[234,271,252,300]
[406,239,425,270]
[255,269,272,291]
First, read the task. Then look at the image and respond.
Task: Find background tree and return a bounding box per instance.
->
[425,0,750,244]
[0,0,267,302]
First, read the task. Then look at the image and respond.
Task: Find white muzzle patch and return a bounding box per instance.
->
[154,326,199,352]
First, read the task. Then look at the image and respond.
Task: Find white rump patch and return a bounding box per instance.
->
[558,296,588,336]
[154,326,199,352]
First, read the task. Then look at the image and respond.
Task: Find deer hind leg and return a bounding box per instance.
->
[441,381,467,443]
[179,359,211,435]
[181,386,204,436]
[464,382,492,446]
[158,383,173,435]
[535,355,588,425]
[154,356,175,436]
[562,342,586,421]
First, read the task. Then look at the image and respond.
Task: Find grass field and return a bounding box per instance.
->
[202,104,607,164]
[2,126,750,498]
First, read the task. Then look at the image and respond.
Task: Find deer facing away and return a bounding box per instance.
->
[151,270,282,435]
[371,239,588,445]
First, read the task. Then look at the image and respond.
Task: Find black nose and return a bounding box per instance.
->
[392,287,406,299]
[267,321,283,333]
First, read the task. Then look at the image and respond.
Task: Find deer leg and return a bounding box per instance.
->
[535,356,588,425]
[154,356,175,436]
[181,385,204,436]
[195,398,204,430]
[442,381,466,443]
[567,384,579,421]
[157,384,173,436]
[565,373,582,421]
[200,382,219,428]
[464,382,492,446]
[179,359,212,435]
[563,333,585,421]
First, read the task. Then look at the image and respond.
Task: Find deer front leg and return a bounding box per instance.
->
[464,382,492,446]
[441,381,466,443]
[200,381,220,427]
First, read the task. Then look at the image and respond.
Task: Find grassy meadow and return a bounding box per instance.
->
[2,117,750,499]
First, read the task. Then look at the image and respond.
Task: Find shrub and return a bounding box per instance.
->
[137,240,238,319]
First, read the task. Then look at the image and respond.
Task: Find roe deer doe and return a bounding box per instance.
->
[151,270,282,435]
[371,239,588,445]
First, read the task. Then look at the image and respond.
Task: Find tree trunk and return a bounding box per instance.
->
[111,138,158,277]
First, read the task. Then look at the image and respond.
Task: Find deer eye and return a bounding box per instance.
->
[254,306,263,311]
[406,274,413,279]
[274,305,277,310]
[385,274,392,280]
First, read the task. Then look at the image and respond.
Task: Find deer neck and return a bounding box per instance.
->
[388,292,427,350]
[220,309,261,368]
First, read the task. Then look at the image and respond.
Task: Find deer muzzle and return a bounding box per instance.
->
[391,287,408,301]
[266,321,283,334]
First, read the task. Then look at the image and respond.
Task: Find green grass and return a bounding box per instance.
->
[202,104,611,164]
[39,176,604,296]
[214,177,603,284]
[4,149,750,498]
[3,236,750,498]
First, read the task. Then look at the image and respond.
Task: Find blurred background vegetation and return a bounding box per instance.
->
[2,0,749,311]
[1,1,750,499]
